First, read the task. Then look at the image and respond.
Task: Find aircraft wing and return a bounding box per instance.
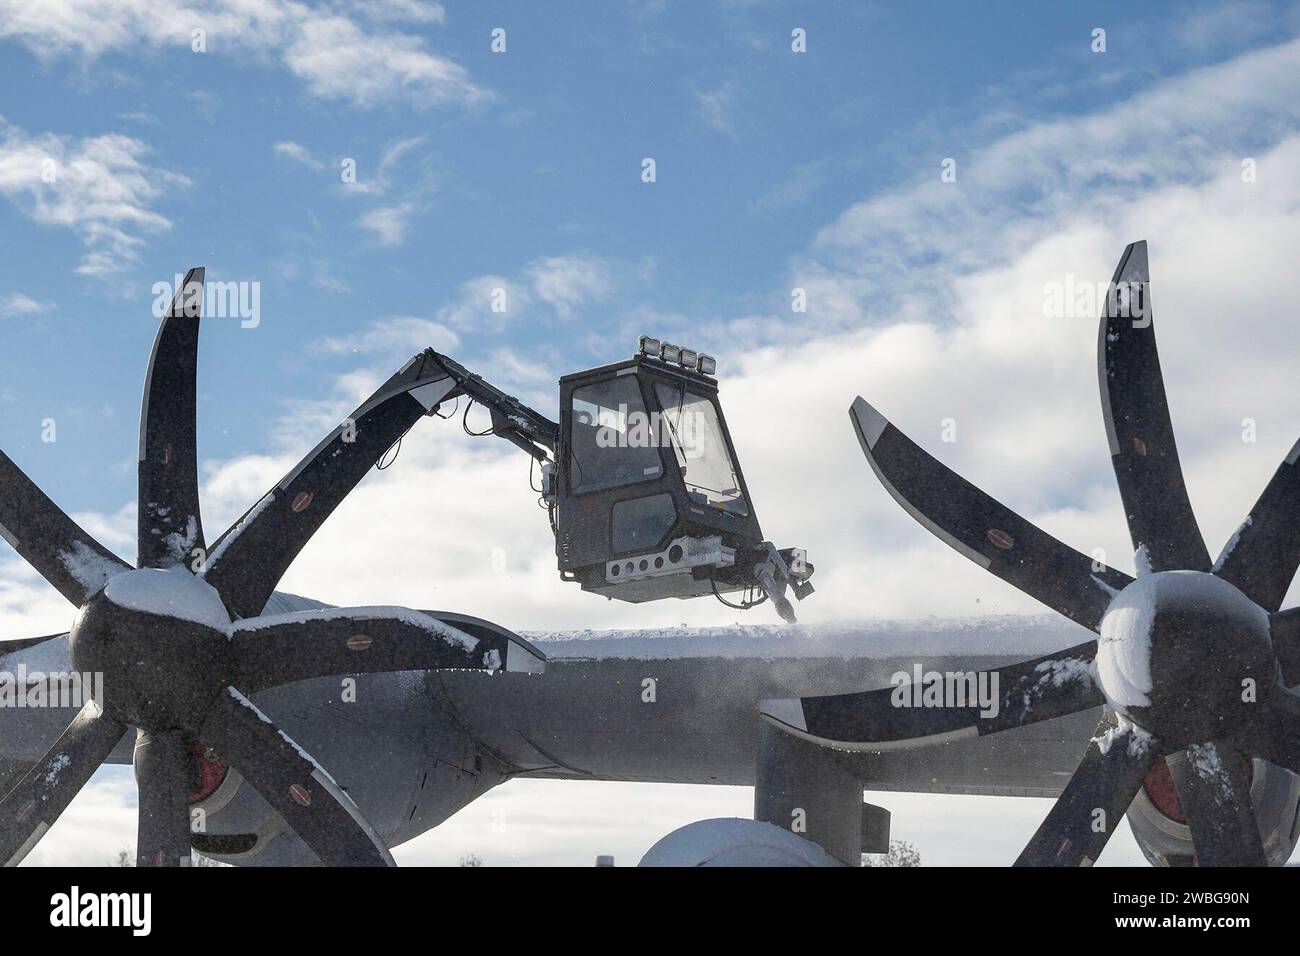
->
[0,614,1098,797]
[0,634,134,770]
[435,616,1103,797]
[0,607,1099,866]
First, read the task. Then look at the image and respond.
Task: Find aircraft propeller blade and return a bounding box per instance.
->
[0,701,127,866]
[229,607,494,694]
[1014,716,1157,866]
[760,640,1103,749]
[0,450,131,606]
[133,728,195,867]
[1212,439,1300,611]
[198,686,394,866]
[1268,609,1300,685]
[1167,743,1267,867]
[1250,688,1300,775]
[138,267,207,571]
[850,397,1131,632]
[1097,241,1210,573]
[200,353,460,620]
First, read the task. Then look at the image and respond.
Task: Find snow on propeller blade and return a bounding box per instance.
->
[0,268,545,869]
[763,241,1300,866]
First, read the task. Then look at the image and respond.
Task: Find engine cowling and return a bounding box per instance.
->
[1127,756,1300,866]
[639,818,845,867]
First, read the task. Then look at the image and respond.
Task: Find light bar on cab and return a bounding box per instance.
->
[638,337,718,376]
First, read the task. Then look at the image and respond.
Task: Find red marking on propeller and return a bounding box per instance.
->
[986,529,1015,550]
[1143,757,1186,823]
[289,783,312,807]
[291,491,314,513]
[346,634,372,652]
[1143,754,1254,826]
[187,740,228,803]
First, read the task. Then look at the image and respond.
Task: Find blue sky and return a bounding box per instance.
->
[5,0,1300,865]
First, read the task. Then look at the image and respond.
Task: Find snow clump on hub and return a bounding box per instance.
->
[1095,567,1269,714]
[103,567,233,635]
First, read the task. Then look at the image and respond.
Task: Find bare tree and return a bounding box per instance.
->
[862,840,921,867]
[111,847,230,867]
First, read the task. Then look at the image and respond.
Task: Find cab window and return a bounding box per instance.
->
[654,383,748,515]
[568,376,664,493]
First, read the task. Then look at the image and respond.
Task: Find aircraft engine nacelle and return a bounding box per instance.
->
[186,666,514,866]
[1126,755,1300,866]
[638,818,846,867]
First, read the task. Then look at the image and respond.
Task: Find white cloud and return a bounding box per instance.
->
[693,79,740,136]
[272,139,323,169]
[0,0,489,111]
[804,36,1300,314]
[0,292,51,318]
[524,256,614,320]
[482,348,556,389]
[19,766,138,867]
[116,110,158,126]
[313,315,459,358]
[434,255,616,332]
[436,274,530,331]
[345,0,445,26]
[713,37,1300,624]
[276,135,434,244]
[359,201,417,246]
[342,135,428,197]
[748,159,832,215]
[270,138,439,289]
[1174,0,1275,54]
[285,13,485,110]
[0,117,188,275]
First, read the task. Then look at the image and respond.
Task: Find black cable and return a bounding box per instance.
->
[376,435,403,470]
[432,395,460,420]
[462,398,500,437]
[376,419,418,470]
[711,579,768,610]
[454,389,558,529]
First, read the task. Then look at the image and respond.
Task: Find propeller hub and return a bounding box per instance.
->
[1096,570,1273,747]
[69,568,233,730]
